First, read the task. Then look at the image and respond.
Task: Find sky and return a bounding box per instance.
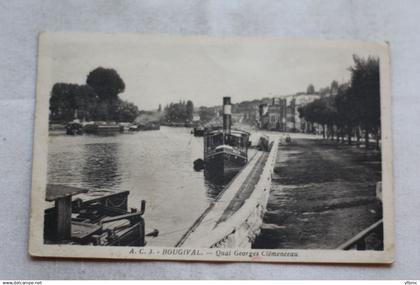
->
[45,33,382,110]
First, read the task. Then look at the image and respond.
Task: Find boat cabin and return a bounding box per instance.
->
[204,129,250,161]
[44,184,151,246]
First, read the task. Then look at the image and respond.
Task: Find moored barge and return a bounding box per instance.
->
[44,184,157,246]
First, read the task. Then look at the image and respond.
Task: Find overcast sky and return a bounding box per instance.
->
[45,33,381,110]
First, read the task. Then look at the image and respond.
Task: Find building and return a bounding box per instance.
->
[258,93,320,132]
[243,106,259,126]
[258,104,269,129]
[258,98,287,131]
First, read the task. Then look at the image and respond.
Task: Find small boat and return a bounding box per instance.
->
[129,122,160,131]
[44,184,158,246]
[119,122,133,132]
[203,97,250,178]
[193,126,205,137]
[83,122,124,134]
[65,121,83,135]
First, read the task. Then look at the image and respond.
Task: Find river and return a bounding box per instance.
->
[47,126,226,246]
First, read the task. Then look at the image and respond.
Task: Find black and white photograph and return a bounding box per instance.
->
[29,33,393,263]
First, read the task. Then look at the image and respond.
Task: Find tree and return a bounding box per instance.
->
[86,67,125,121]
[318,86,330,97]
[330,80,339,96]
[298,96,338,139]
[49,83,77,122]
[116,100,140,122]
[163,101,194,123]
[348,55,380,149]
[335,83,358,144]
[76,85,99,121]
[198,106,215,123]
[49,68,141,124]
[49,83,98,122]
[186,100,194,121]
[307,84,315,94]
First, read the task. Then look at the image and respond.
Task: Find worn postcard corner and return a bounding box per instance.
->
[29,33,393,264]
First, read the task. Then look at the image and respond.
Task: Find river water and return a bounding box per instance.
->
[47,126,226,246]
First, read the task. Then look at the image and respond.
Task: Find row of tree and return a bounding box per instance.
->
[298,55,381,149]
[49,67,140,123]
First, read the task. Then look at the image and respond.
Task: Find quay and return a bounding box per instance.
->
[176,137,279,248]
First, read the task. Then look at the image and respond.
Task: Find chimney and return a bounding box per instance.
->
[223,97,231,134]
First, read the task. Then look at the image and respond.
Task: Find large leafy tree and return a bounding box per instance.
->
[164,101,191,123]
[348,55,380,149]
[299,96,338,138]
[49,83,98,122]
[116,100,140,122]
[198,106,215,123]
[298,55,380,149]
[49,67,142,123]
[86,67,125,121]
[307,84,315,94]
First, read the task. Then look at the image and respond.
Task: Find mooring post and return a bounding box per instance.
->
[55,196,72,242]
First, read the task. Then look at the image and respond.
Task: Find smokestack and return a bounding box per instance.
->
[223,97,231,134]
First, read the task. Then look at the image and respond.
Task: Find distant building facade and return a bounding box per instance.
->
[258,93,321,132]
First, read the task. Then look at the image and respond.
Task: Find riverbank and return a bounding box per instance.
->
[253,137,383,250]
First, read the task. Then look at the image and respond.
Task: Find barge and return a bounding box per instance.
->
[83,122,123,134]
[44,184,157,246]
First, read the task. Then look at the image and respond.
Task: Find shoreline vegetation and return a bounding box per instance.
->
[298,56,380,150]
[50,67,140,124]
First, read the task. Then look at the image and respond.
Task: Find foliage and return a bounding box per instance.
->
[86,67,126,121]
[115,100,140,122]
[307,84,315,94]
[86,67,125,101]
[198,106,216,123]
[298,55,381,148]
[348,55,380,133]
[298,96,337,127]
[163,100,194,123]
[49,83,98,122]
[49,67,140,123]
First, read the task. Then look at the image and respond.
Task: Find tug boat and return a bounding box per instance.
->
[203,97,250,178]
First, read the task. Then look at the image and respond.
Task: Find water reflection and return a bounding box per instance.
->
[47,127,233,246]
[204,170,235,200]
[81,143,121,190]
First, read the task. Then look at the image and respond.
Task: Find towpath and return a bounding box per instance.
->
[253,136,383,249]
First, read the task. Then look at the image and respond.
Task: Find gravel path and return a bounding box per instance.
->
[253,138,383,250]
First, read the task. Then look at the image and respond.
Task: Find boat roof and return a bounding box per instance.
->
[46,184,89,201]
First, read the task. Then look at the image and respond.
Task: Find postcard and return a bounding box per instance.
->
[29,33,393,263]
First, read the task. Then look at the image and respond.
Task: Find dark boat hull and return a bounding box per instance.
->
[193,127,205,137]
